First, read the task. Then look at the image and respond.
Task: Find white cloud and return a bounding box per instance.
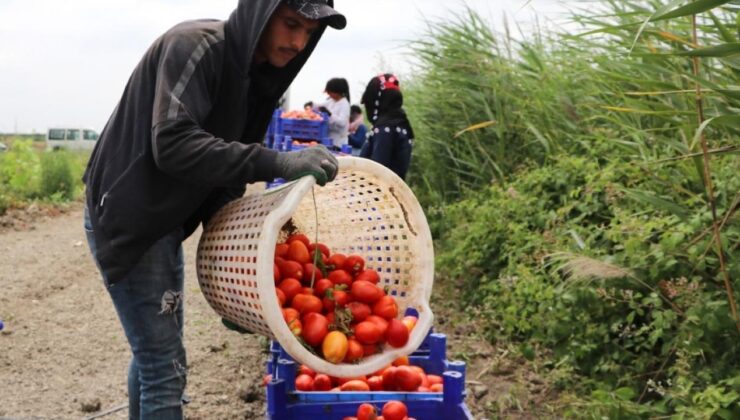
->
[0,0,569,133]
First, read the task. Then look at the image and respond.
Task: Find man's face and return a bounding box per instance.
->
[255,4,321,68]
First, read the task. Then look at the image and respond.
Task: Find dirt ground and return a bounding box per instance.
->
[0,201,551,419]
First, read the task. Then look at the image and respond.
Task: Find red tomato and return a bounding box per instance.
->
[372,296,398,319]
[342,255,365,276]
[302,263,324,284]
[427,374,443,386]
[313,374,332,391]
[346,302,371,322]
[337,375,366,386]
[381,367,397,391]
[301,312,329,346]
[325,311,336,325]
[295,373,314,391]
[381,401,408,420]
[354,269,380,284]
[344,338,364,363]
[353,321,382,345]
[323,290,350,312]
[298,365,316,378]
[278,260,303,281]
[361,343,378,357]
[328,269,353,288]
[356,403,378,420]
[278,278,303,303]
[286,233,310,246]
[301,287,315,296]
[275,243,289,259]
[273,263,281,284]
[430,383,443,392]
[291,293,323,315]
[287,240,310,264]
[350,280,383,304]
[326,253,347,271]
[340,380,370,392]
[365,315,389,339]
[367,375,384,391]
[394,365,422,391]
[308,242,331,258]
[276,288,286,307]
[314,279,334,297]
[262,374,272,386]
[386,319,409,348]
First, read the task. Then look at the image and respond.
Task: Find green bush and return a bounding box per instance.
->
[40,150,76,200]
[0,140,41,199]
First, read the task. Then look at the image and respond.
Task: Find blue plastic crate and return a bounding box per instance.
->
[268,109,331,144]
[265,331,473,420]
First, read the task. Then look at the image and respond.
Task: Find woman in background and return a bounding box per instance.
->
[360,73,414,180]
[319,77,351,149]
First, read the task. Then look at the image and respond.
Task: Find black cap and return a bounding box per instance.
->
[284,0,346,30]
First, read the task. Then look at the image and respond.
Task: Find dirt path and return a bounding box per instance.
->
[0,202,549,419]
[0,203,267,419]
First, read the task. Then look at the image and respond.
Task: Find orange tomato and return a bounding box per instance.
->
[401,315,417,332]
[392,355,409,366]
[430,383,443,392]
[322,331,349,363]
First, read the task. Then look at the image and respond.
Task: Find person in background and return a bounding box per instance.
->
[82,1,345,418]
[360,73,415,179]
[319,77,351,149]
[303,101,314,112]
[347,104,367,156]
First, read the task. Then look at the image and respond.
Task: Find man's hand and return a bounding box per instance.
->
[275,146,339,186]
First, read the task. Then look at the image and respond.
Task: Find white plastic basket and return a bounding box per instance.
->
[196,156,434,377]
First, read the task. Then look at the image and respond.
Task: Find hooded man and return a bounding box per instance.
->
[82,1,346,418]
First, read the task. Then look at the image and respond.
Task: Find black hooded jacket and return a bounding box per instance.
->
[83,0,332,284]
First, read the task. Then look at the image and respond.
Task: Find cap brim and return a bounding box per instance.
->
[294,3,346,30]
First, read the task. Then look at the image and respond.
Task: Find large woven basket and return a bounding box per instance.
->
[196,156,434,377]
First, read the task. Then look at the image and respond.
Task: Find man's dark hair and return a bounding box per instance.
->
[325,78,350,102]
[304,101,314,109]
[350,104,362,115]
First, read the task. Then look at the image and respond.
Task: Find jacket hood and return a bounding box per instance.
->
[224,0,330,79]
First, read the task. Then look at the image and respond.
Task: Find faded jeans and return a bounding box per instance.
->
[84,207,187,420]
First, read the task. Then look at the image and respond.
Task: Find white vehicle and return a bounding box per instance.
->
[46,127,99,150]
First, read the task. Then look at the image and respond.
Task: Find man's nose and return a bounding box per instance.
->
[291,32,309,52]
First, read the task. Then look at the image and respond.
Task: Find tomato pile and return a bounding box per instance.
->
[345,400,414,420]
[274,233,417,364]
[281,109,324,121]
[262,355,445,395]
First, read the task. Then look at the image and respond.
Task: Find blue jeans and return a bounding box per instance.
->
[84,207,187,420]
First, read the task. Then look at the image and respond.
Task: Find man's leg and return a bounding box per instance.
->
[84,207,186,420]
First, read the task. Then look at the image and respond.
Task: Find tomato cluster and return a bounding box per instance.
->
[261,355,444,394]
[274,233,416,364]
[344,400,413,420]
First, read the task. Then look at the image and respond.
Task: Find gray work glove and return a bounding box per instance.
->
[274,146,339,186]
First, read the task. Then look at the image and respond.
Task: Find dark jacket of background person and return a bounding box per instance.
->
[83,0,331,284]
[360,73,415,179]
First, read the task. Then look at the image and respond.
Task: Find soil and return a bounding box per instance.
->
[0,201,552,419]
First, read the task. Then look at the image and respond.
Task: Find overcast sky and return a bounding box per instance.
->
[0,0,569,134]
